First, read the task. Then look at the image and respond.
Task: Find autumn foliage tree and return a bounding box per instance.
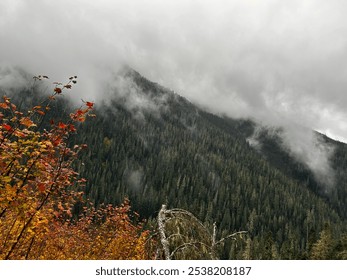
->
[0,76,151,259]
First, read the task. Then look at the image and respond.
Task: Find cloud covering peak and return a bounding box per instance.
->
[1,1,346,146]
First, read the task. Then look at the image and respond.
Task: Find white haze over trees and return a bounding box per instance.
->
[1,0,347,187]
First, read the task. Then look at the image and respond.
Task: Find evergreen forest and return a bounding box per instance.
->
[2,68,347,259]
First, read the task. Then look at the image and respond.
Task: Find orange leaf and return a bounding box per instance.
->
[2,96,10,103]
[71,109,87,122]
[20,117,35,127]
[0,102,9,109]
[77,116,86,122]
[37,110,45,116]
[14,130,26,138]
[33,105,45,115]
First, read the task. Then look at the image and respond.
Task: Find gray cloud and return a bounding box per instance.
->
[248,123,336,188]
[105,72,170,120]
[280,124,336,188]
[1,0,346,185]
[0,65,32,93]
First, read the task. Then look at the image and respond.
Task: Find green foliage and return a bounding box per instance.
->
[75,72,347,259]
[310,224,335,259]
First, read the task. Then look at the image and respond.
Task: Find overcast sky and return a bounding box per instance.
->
[1,0,347,143]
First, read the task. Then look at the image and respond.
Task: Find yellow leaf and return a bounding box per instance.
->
[2,176,12,183]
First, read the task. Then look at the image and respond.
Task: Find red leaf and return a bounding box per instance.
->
[58,122,67,129]
[53,137,62,146]
[86,101,94,108]
[76,109,85,115]
[2,124,12,131]
[68,124,76,132]
[71,109,87,122]
[38,183,46,192]
[54,87,62,94]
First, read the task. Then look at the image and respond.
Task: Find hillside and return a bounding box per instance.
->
[3,68,347,259]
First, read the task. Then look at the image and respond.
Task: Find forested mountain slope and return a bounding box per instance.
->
[4,68,347,259]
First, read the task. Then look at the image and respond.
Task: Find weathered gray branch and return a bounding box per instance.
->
[157,204,170,260]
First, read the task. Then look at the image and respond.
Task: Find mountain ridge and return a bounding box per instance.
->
[73,68,347,258]
[1,67,346,259]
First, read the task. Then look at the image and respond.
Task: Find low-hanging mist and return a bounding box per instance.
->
[1,0,346,188]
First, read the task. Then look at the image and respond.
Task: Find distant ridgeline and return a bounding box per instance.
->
[3,68,347,259]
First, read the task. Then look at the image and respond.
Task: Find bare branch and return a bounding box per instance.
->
[169,241,211,259]
[215,231,248,246]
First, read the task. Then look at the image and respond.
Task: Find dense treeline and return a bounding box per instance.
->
[70,70,347,259]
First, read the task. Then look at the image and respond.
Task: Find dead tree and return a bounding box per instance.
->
[156,204,247,260]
